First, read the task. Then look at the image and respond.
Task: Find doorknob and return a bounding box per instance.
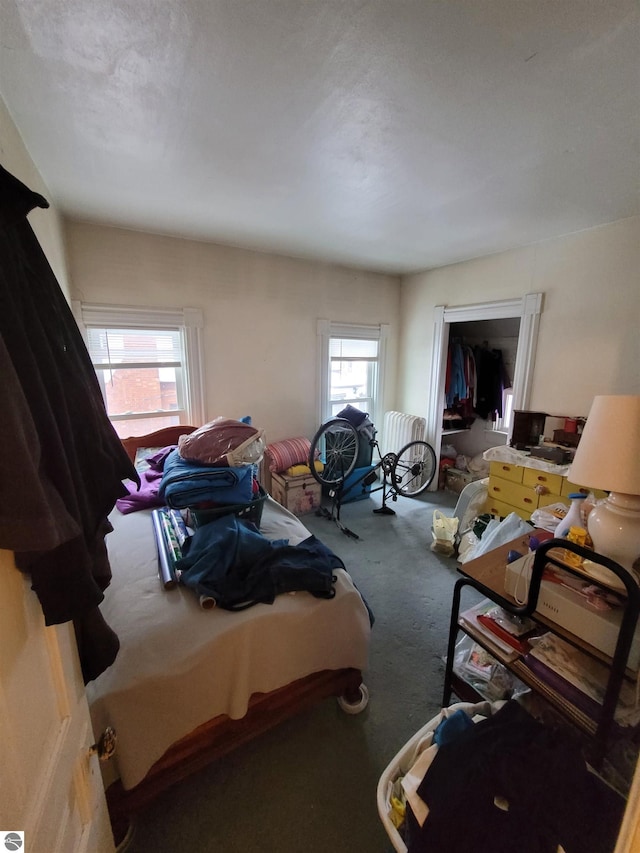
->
[89,726,117,761]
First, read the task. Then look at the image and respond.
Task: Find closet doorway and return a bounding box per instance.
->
[425,293,543,489]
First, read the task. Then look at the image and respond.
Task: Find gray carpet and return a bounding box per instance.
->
[124,488,461,853]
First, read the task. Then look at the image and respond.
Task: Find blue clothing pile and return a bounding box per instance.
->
[176,514,341,609]
[159,448,255,509]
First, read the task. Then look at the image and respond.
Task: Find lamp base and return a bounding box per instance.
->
[587,492,640,578]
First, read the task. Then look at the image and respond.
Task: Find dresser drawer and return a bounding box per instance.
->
[485,496,531,521]
[487,476,538,513]
[489,461,524,484]
[522,468,563,495]
[561,478,608,500]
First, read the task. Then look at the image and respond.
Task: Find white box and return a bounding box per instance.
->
[504,555,640,671]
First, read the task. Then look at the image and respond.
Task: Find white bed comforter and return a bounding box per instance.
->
[86,497,371,790]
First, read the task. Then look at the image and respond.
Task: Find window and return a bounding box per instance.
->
[74,303,204,438]
[329,337,378,416]
[317,320,388,427]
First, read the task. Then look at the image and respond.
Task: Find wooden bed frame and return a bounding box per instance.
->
[107,425,365,842]
[120,424,198,463]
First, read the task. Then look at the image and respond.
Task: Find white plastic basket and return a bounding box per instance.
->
[452,477,489,533]
[376,700,503,852]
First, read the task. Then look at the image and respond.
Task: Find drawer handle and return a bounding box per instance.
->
[537,476,547,483]
[501,465,509,471]
[524,497,533,504]
[494,487,501,493]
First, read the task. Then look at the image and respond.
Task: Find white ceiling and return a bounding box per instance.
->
[1,0,638,274]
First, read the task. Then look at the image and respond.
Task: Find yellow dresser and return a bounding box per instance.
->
[485,460,606,521]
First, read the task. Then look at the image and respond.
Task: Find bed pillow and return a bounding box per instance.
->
[265,437,313,474]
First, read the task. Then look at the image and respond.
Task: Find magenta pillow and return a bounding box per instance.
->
[265,437,312,473]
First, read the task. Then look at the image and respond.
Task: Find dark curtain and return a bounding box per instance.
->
[0,164,139,682]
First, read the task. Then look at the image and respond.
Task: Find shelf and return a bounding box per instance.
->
[442,535,640,764]
[441,428,471,435]
[509,660,599,737]
[449,672,487,705]
[455,620,599,737]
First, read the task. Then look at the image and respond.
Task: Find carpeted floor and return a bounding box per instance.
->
[122,487,462,852]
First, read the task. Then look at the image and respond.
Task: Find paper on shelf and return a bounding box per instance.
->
[527,633,640,727]
[459,599,519,662]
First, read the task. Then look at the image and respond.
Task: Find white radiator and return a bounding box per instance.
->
[382,411,426,455]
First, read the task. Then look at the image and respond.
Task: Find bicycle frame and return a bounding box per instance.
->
[309,416,436,539]
[319,439,400,539]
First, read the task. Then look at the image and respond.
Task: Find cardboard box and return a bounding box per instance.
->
[270,471,322,516]
[504,555,640,670]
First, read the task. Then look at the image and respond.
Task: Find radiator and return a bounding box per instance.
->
[382,411,426,455]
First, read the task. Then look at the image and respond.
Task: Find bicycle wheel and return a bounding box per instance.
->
[391,440,436,497]
[309,418,360,487]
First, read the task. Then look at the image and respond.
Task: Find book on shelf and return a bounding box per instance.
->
[459,599,520,662]
[521,633,640,728]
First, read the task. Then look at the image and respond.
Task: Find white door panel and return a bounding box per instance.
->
[0,549,115,853]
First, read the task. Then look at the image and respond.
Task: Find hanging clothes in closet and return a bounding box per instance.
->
[445,339,511,425]
[444,339,477,428]
[474,344,511,421]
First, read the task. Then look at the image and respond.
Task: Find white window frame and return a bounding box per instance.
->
[72,302,205,429]
[316,320,388,428]
[493,387,515,434]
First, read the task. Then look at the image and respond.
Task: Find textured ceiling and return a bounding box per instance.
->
[1,0,638,273]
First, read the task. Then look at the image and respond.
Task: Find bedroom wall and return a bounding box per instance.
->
[0,96,70,298]
[398,215,640,422]
[65,221,401,444]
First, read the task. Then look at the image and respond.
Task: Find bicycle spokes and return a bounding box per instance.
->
[308,418,436,537]
[391,441,436,497]
[309,418,360,487]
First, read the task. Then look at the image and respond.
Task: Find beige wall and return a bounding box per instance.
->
[65,221,401,443]
[399,216,640,420]
[0,97,70,297]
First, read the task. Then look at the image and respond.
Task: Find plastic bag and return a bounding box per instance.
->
[178,417,265,467]
[431,509,459,556]
[449,634,527,701]
[470,512,532,558]
[440,443,458,460]
[457,530,480,563]
[530,502,567,533]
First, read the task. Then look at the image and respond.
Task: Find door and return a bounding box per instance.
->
[0,549,116,853]
[425,293,543,487]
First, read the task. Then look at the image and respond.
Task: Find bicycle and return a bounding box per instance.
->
[307,417,437,537]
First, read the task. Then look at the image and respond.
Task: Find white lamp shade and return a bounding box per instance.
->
[568,395,640,495]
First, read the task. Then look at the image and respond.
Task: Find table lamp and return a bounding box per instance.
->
[567,395,640,577]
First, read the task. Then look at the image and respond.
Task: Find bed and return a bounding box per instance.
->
[85,427,372,841]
